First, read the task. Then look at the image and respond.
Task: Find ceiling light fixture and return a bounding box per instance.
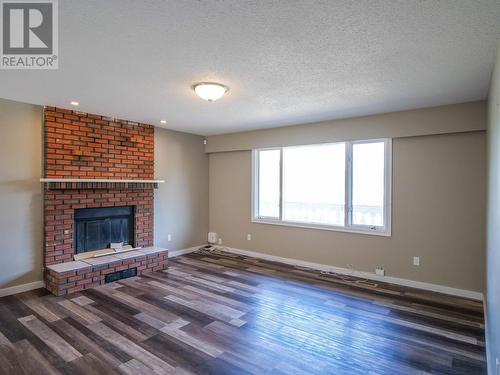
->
[160,120,167,124]
[70,101,79,106]
[193,82,229,102]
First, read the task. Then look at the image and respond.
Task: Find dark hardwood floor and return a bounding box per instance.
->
[0,251,486,374]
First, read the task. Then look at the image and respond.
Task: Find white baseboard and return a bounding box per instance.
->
[168,245,202,258]
[220,246,483,301]
[0,281,45,298]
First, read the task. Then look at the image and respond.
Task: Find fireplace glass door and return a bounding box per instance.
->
[74,206,134,254]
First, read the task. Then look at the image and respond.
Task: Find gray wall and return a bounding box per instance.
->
[209,118,486,292]
[154,127,209,251]
[486,44,500,375]
[0,99,43,290]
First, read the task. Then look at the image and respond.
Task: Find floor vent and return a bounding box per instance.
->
[105,268,137,284]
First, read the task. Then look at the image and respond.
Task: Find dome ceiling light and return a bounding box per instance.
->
[193,82,229,102]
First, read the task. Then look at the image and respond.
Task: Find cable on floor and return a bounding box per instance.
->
[319,270,379,288]
[194,245,224,255]
[193,245,378,288]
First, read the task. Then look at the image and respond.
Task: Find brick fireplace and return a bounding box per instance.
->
[43,107,167,295]
[44,189,154,265]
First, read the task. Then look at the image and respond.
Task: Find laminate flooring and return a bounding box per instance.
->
[0,251,486,374]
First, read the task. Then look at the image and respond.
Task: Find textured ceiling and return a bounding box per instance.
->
[0,0,499,135]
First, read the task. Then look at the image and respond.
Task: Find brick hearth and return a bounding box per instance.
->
[43,106,165,295]
[45,247,167,296]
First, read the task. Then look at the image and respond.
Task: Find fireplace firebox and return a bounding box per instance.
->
[74,206,135,254]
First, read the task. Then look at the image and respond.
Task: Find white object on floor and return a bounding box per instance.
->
[375,267,385,276]
[208,232,218,244]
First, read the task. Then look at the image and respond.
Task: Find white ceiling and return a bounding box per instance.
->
[0,0,499,135]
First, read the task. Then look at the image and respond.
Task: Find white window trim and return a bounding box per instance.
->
[251,139,392,237]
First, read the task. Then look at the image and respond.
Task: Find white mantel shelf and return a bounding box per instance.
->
[41,178,165,190]
[40,178,165,183]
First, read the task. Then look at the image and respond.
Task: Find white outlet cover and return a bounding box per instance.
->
[413,256,420,266]
[247,234,252,241]
[218,238,222,245]
[167,234,171,241]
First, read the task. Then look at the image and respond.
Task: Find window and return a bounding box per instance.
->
[282,143,346,226]
[256,149,281,218]
[253,139,392,235]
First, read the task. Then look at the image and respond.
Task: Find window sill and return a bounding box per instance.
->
[251,218,392,237]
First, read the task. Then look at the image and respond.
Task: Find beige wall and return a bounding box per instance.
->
[206,101,486,152]
[486,44,500,375]
[209,131,486,292]
[0,99,43,290]
[154,127,209,251]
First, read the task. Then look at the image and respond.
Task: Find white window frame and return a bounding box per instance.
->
[251,139,392,236]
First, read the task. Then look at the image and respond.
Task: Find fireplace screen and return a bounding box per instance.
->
[74,206,134,254]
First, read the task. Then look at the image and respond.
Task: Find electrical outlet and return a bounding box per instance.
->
[218,238,222,245]
[413,256,420,266]
[247,234,252,241]
[167,234,171,242]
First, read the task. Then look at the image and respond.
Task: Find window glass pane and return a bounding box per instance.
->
[257,149,281,218]
[352,142,385,226]
[283,143,345,226]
